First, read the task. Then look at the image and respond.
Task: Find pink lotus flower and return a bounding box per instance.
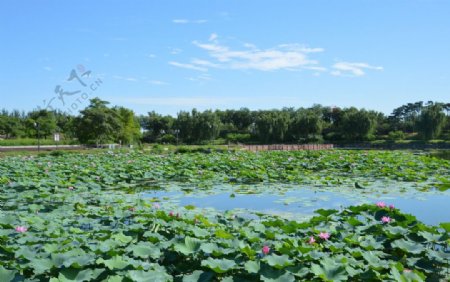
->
[381,216,391,223]
[389,204,395,210]
[153,203,160,209]
[319,232,330,240]
[169,211,174,217]
[68,186,74,190]
[15,226,28,233]
[404,268,411,273]
[262,245,270,255]
[128,207,136,212]
[376,201,386,208]
[308,236,316,244]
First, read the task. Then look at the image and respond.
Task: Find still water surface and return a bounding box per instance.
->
[143,183,450,225]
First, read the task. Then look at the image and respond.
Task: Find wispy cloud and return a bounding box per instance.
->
[172,19,207,24]
[181,34,325,72]
[113,75,139,82]
[187,73,212,82]
[169,61,208,72]
[168,34,382,78]
[190,59,220,68]
[148,80,168,85]
[169,48,182,55]
[331,62,383,77]
[209,33,218,41]
[43,66,52,71]
[146,54,156,59]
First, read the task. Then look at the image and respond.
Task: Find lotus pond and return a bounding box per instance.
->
[0,149,449,281]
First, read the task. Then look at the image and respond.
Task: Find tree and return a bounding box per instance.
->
[114,107,142,145]
[0,114,24,138]
[339,108,377,141]
[26,110,57,139]
[255,110,290,143]
[74,98,121,145]
[290,109,323,142]
[141,111,174,142]
[416,104,446,140]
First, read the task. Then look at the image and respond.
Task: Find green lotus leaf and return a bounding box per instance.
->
[201,258,236,273]
[244,260,260,273]
[112,232,133,244]
[28,258,54,275]
[439,222,450,232]
[0,266,16,282]
[128,270,173,282]
[391,239,425,254]
[263,254,294,270]
[311,261,347,282]
[174,236,203,255]
[96,256,131,270]
[128,242,161,259]
[361,251,388,270]
[182,270,214,282]
[57,268,104,282]
[215,229,233,239]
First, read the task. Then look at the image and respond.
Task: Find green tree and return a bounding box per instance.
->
[26,110,57,139]
[255,110,290,143]
[74,98,121,145]
[416,104,446,140]
[290,109,323,142]
[141,111,174,142]
[114,107,142,145]
[339,108,377,141]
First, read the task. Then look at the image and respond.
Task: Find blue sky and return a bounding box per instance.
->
[1,0,449,116]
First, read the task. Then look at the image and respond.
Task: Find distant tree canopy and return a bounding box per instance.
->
[74,98,141,145]
[1,99,448,144]
[416,103,447,140]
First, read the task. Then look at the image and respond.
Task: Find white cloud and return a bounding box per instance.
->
[173,19,189,24]
[148,80,168,85]
[331,62,383,77]
[113,75,138,82]
[169,48,182,55]
[168,34,381,77]
[209,33,218,41]
[172,19,207,24]
[43,66,52,71]
[146,54,156,58]
[169,61,208,72]
[191,39,323,71]
[187,73,212,82]
[190,59,219,68]
[278,44,324,53]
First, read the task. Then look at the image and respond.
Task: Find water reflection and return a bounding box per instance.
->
[143,183,450,226]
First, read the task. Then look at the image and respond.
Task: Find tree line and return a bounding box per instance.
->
[141,101,449,144]
[0,98,448,145]
[0,98,141,145]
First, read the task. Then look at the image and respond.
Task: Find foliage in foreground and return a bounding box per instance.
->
[0,150,449,281]
[0,190,449,282]
[0,150,449,189]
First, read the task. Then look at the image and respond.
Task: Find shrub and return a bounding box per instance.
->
[387,130,406,140]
